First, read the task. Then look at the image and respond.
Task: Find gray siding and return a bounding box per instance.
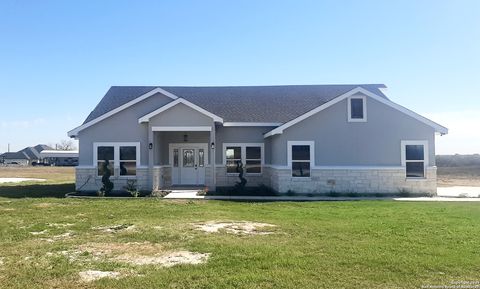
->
[269,94,436,166]
[149,103,214,127]
[214,126,276,165]
[78,93,173,166]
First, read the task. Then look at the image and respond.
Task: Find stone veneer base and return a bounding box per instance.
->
[75,166,437,195]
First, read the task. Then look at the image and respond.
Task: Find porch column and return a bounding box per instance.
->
[148,123,155,190]
[210,122,216,190]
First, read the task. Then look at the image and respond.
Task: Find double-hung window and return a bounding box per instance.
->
[288,141,314,178]
[94,143,140,177]
[401,141,428,178]
[224,143,264,174]
[347,95,367,122]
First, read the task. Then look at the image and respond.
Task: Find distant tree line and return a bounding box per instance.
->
[436,154,480,167]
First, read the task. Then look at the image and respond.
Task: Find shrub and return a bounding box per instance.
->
[286,190,296,196]
[327,191,340,197]
[124,180,139,197]
[197,187,208,196]
[99,160,114,196]
[149,190,171,198]
[397,188,411,197]
[346,191,358,197]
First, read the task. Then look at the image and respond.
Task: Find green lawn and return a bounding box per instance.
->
[0,197,479,288]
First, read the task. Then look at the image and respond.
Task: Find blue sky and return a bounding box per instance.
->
[0,0,479,154]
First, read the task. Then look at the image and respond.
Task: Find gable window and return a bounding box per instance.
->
[288,141,314,178]
[401,141,428,178]
[224,143,264,174]
[348,95,367,122]
[94,142,140,177]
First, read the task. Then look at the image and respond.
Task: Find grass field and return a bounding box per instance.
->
[0,167,480,288]
[0,167,74,198]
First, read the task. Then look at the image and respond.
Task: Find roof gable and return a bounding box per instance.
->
[264,87,448,137]
[138,98,223,123]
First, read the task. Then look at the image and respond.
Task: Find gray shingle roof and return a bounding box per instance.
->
[84,84,387,124]
[0,152,29,160]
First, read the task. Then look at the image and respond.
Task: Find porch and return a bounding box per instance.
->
[149,127,216,190]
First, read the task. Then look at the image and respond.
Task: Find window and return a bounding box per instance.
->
[97,146,114,177]
[246,146,261,174]
[120,146,136,176]
[173,149,179,167]
[94,142,140,177]
[198,149,205,167]
[288,141,314,178]
[401,141,428,178]
[224,143,264,174]
[348,95,367,122]
[225,146,242,173]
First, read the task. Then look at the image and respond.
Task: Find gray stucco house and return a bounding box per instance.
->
[68,84,448,195]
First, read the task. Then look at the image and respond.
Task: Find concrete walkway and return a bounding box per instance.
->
[161,190,480,202]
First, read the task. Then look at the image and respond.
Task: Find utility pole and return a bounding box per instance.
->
[7,143,10,153]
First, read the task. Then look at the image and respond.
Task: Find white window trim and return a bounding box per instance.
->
[400,140,428,179]
[287,141,315,178]
[93,142,141,178]
[347,95,367,122]
[222,143,265,175]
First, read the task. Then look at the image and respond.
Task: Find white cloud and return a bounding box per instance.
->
[423,110,480,155]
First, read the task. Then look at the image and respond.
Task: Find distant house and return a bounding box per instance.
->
[0,152,30,165]
[0,144,52,165]
[39,150,79,166]
[68,84,448,195]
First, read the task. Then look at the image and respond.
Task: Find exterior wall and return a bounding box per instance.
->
[267,166,437,195]
[3,159,29,166]
[77,93,174,167]
[215,166,270,187]
[149,103,214,127]
[269,93,437,167]
[214,126,276,165]
[75,167,149,192]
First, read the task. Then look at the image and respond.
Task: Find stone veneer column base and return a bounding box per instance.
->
[75,167,150,192]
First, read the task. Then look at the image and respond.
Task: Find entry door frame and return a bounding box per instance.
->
[169,143,209,185]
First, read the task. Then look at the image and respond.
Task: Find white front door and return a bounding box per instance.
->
[171,144,207,185]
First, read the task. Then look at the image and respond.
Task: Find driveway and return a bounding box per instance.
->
[437,186,480,198]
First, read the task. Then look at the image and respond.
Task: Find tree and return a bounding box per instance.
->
[56,140,76,151]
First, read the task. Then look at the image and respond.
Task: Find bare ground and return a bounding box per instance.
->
[437,166,480,187]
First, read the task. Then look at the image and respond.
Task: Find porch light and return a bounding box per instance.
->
[211,142,215,150]
[149,143,153,150]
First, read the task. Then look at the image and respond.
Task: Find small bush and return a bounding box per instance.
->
[346,191,358,197]
[286,190,296,196]
[124,180,139,197]
[149,190,171,198]
[327,191,340,197]
[197,187,208,196]
[398,189,411,197]
[97,190,105,197]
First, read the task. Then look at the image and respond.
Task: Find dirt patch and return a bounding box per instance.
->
[116,251,210,267]
[41,231,75,242]
[193,221,276,235]
[79,270,121,282]
[30,230,48,235]
[47,223,74,228]
[92,224,136,233]
[58,242,209,268]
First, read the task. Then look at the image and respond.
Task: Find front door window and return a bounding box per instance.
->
[183,149,195,167]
